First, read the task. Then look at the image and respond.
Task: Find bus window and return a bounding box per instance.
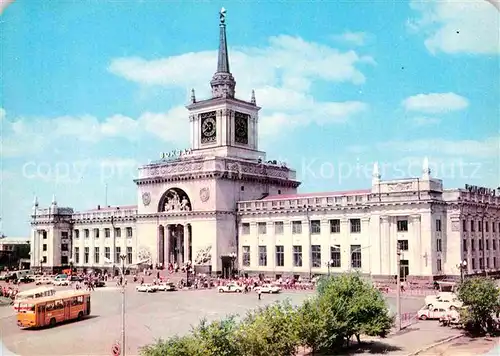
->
[55,300,64,310]
[38,305,45,313]
[77,296,84,305]
[46,302,55,312]
[18,303,35,313]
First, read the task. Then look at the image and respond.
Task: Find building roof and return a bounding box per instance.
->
[0,236,30,244]
[78,205,137,213]
[262,189,371,200]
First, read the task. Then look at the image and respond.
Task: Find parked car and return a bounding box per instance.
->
[418,305,450,320]
[52,274,70,286]
[136,284,156,293]
[425,292,462,309]
[218,283,243,293]
[255,284,281,294]
[157,282,176,291]
[35,276,53,285]
[94,279,106,287]
[69,275,83,282]
[19,275,36,283]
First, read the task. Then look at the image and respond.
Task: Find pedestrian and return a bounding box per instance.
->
[258,289,261,300]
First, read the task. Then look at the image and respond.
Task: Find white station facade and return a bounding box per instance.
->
[30,12,500,281]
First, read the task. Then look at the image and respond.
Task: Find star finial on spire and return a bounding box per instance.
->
[422,156,431,180]
[220,7,226,24]
[191,88,196,103]
[251,90,256,105]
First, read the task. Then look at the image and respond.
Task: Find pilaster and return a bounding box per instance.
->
[381,216,390,275]
[410,214,422,276]
[184,224,189,264]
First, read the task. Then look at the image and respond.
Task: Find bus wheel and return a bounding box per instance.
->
[49,318,56,327]
[77,312,83,320]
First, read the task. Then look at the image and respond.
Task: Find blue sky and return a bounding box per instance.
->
[1,0,499,236]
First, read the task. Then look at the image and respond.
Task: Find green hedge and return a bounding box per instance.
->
[140,274,394,356]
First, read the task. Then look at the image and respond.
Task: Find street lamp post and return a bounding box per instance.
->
[229,252,237,278]
[396,247,402,331]
[119,253,127,356]
[327,260,334,276]
[458,260,467,283]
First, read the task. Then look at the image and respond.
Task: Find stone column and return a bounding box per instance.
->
[268,221,275,272]
[340,219,349,271]
[164,225,171,265]
[250,222,258,271]
[183,225,188,264]
[381,216,390,276]
[361,217,371,274]
[411,215,422,277]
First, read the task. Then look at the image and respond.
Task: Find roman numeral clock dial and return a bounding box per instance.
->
[200,111,217,144]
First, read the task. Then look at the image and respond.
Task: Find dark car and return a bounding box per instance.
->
[95,279,106,287]
[70,275,83,282]
[19,275,35,283]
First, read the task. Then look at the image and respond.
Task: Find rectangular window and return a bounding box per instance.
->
[74,230,80,239]
[310,220,321,235]
[486,257,490,268]
[462,220,467,232]
[42,231,47,239]
[43,244,47,251]
[126,227,133,238]
[242,246,250,266]
[471,240,475,251]
[493,223,496,233]
[105,228,110,238]
[463,239,467,252]
[258,222,267,235]
[350,219,361,233]
[437,259,442,272]
[479,221,483,232]
[472,258,476,269]
[329,219,341,233]
[437,239,442,252]
[351,245,362,268]
[115,247,121,263]
[398,240,409,251]
[486,240,490,250]
[471,221,475,232]
[479,240,483,251]
[275,245,284,267]
[42,256,47,263]
[486,222,489,233]
[258,246,267,266]
[84,229,89,238]
[397,220,409,232]
[75,247,80,264]
[94,247,100,264]
[493,240,497,251]
[127,247,132,264]
[242,223,250,235]
[311,245,321,267]
[114,228,121,238]
[61,244,68,251]
[105,247,110,260]
[494,257,497,268]
[274,221,284,235]
[84,247,89,264]
[330,245,341,267]
[479,258,484,269]
[61,231,68,239]
[292,221,302,234]
[61,256,68,265]
[293,245,302,267]
[436,219,442,232]
[94,228,99,239]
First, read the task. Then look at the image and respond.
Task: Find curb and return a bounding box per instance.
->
[404,334,463,356]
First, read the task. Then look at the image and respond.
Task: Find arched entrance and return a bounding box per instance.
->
[158,188,192,212]
[157,223,192,266]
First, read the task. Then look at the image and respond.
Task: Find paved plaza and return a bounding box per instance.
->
[0,285,425,356]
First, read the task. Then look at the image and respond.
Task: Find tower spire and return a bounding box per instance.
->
[210,7,236,99]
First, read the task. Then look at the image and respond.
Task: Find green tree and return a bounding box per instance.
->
[234,300,300,356]
[457,277,500,335]
[312,274,394,352]
[140,335,203,356]
[191,317,239,355]
[295,296,326,354]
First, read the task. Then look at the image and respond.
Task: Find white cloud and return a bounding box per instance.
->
[331,31,368,46]
[411,117,441,126]
[409,0,500,55]
[402,92,469,113]
[377,136,499,158]
[0,107,189,158]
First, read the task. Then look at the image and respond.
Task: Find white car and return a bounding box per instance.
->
[136,284,156,293]
[255,284,281,294]
[418,305,450,320]
[425,292,462,309]
[52,278,69,286]
[157,283,176,292]
[35,276,53,285]
[218,283,243,293]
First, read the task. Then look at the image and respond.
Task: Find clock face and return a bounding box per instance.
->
[234,112,249,144]
[200,111,217,144]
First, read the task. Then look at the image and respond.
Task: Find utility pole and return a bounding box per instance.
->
[396,247,402,331]
[120,254,126,356]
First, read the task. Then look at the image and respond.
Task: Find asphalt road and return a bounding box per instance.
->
[0,286,424,356]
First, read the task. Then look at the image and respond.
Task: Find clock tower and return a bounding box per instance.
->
[186,8,264,161]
